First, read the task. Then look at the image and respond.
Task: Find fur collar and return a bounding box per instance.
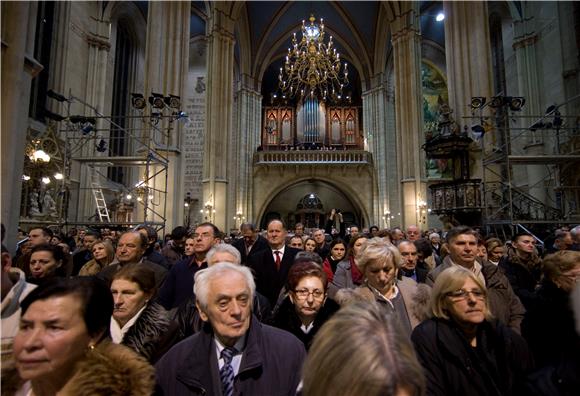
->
[2,341,154,396]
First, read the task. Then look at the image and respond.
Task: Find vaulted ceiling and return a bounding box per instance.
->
[188,1,445,97]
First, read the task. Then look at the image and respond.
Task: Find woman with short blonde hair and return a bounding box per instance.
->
[354,238,430,335]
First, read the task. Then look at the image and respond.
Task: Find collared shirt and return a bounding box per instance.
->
[450,258,486,286]
[300,322,315,334]
[215,336,246,376]
[272,245,286,262]
[110,304,148,343]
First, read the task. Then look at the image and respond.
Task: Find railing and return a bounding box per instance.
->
[484,181,562,222]
[430,179,482,214]
[253,150,373,165]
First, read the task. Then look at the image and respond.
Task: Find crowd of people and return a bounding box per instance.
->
[1,219,579,395]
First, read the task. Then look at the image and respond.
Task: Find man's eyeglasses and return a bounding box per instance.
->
[294,289,325,300]
[446,289,485,300]
[192,232,214,239]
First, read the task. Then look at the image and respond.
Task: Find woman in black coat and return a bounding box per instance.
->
[110,265,178,363]
[411,266,533,396]
[522,251,580,395]
[270,260,340,350]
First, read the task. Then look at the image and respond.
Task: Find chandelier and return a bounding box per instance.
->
[278,14,348,101]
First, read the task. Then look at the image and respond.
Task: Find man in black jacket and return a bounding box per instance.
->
[155,263,306,395]
[232,223,269,265]
[398,240,428,283]
[247,220,300,307]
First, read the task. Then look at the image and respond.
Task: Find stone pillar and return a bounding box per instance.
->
[143,2,190,231]
[1,2,41,251]
[363,83,394,227]
[78,17,112,221]
[444,1,495,223]
[233,84,262,226]
[513,17,547,203]
[203,5,235,231]
[443,1,494,124]
[390,6,426,229]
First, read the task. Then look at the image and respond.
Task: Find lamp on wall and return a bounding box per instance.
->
[416,200,429,225]
[200,200,215,221]
[278,14,349,101]
[233,211,245,228]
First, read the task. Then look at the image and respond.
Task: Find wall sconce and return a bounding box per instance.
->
[417,200,429,225]
[382,210,391,228]
[233,211,245,227]
[30,149,51,163]
[200,201,215,221]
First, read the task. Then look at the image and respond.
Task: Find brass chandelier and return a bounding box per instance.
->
[278,14,349,101]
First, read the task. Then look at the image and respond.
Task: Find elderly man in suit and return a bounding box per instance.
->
[398,240,428,283]
[232,223,269,265]
[155,263,306,395]
[247,220,301,307]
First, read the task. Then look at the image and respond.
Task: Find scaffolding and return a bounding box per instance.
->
[472,97,580,240]
[19,92,185,233]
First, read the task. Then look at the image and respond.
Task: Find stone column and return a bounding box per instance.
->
[143,2,190,231]
[362,82,396,227]
[233,84,262,226]
[390,6,426,228]
[78,17,112,221]
[1,2,41,251]
[444,1,495,222]
[203,4,236,231]
[443,1,494,124]
[513,17,547,204]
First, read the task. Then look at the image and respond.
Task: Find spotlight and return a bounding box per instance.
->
[54,173,64,180]
[470,97,486,110]
[43,109,66,122]
[22,175,31,181]
[95,139,107,152]
[126,194,132,200]
[131,93,146,110]
[164,95,181,109]
[529,121,547,132]
[149,93,165,109]
[471,125,485,139]
[81,122,94,135]
[436,12,445,22]
[508,97,525,111]
[553,110,562,128]
[488,96,504,108]
[41,177,51,185]
[174,111,189,122]
[46,89,68,102]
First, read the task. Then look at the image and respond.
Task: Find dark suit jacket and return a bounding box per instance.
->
[247,247,301,307]
[233,235,270,265]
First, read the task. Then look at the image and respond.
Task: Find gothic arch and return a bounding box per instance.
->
[256,177,371,229]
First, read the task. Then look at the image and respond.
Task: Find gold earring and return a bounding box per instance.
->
[88,344,95,351]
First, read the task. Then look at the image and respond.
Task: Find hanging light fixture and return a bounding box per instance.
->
[279,14,349,101]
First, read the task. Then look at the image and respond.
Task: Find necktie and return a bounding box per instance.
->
[220,347,236,396]
[274,250,281,270]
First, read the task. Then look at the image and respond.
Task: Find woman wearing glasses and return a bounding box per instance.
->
[411,266,533,396]
[270,261,339,350]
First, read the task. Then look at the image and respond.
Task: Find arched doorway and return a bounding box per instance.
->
[259,179,363,231]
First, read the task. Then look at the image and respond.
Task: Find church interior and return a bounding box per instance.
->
[2,0,579,246]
